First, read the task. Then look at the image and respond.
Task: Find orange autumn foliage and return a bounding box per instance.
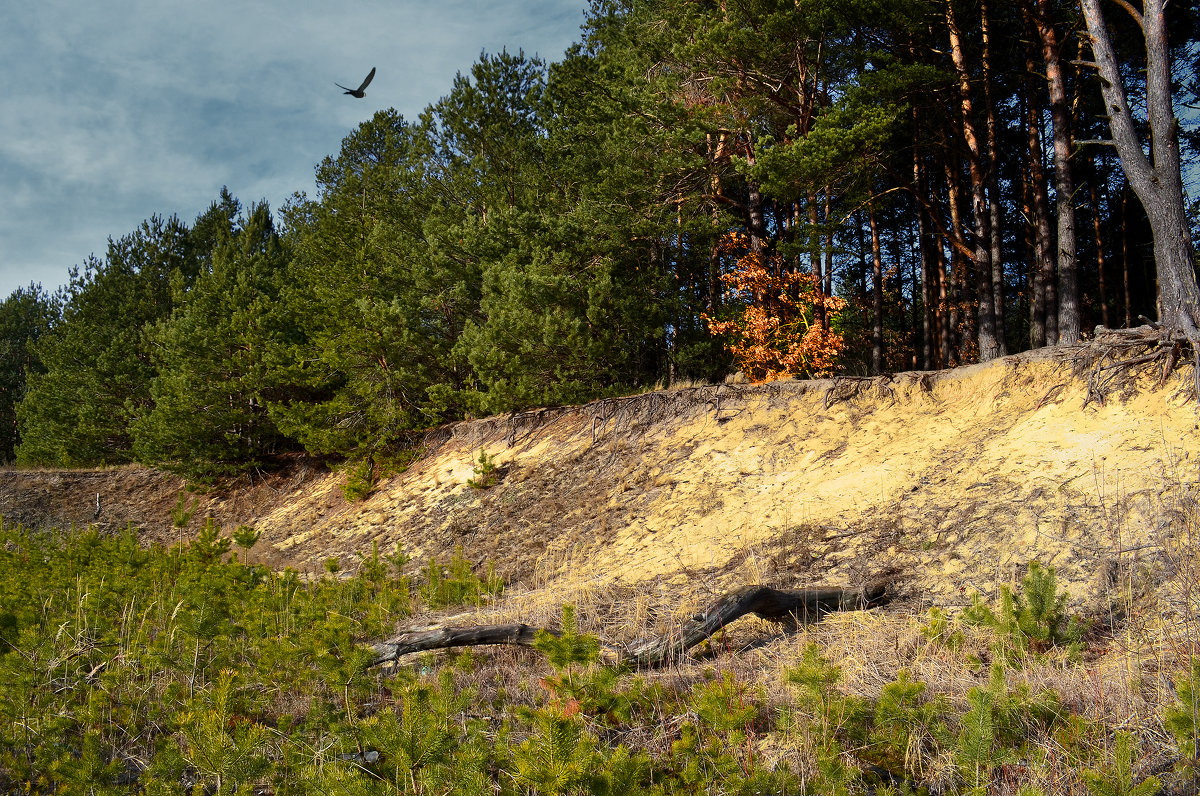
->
[703,232,846,382]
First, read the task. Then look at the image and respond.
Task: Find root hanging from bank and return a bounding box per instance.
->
[1072,324,1197,406]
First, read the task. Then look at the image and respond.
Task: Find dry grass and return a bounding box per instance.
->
[379,481,1200,792]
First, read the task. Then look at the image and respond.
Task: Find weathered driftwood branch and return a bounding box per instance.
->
[369,583,889,669]
[625,583,888,667]
[369,623,550,666]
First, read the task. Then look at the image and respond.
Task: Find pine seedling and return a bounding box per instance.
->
[178,670,272,794]
[340,458,376,502]
[962,562,1087,659]
[1081,731,1161,796]
[511,708,601,796]
[1164,656,1200,773]
[921,606,965,650]
[419,547,502,608]
[1012,562,1087,652]
[191,518,232,565]
[386,542,410,578]
[785,643,870,795]
[868,669,949,780]
[359,682,456,790]
[691,671,761,734]
[535,605,601,682]
[357,540,387,585]
[171,490,199,529]
[956,687,998,796]
[466,449,499,489]
[231,525,259,561]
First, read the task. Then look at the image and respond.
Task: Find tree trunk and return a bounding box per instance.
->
[625,583,888,667]
[1122,184,1133,328]
[707,132,731,313]
[895,212,914,368]
[946,0,1001,361]
[937,234,952,367]
[809,195,827,331]
[1079,0,1200,342]
[915,141,934,370]
[1090,170,1110,329]
[981,0,1007,354]
[1033,0,1080,343]
[747,185,766,255]
[943,159,970,364]
[870,201,885,374]
[1023,25,1058,347]
[824,191,835,314]
[1020,136,1040,347]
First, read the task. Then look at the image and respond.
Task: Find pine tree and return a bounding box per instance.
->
[0,284,56,462]
[16,215,198,466]
[268,109,470,456]
[132,201,292,478]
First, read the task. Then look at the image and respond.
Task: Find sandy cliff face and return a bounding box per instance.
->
[1,346,1195,613]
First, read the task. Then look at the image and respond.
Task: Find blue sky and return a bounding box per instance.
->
[0,0,588,298]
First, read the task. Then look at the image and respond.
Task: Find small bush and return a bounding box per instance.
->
[419,546,503,608]
[1164,656,1200,774]
[962,561,1087,659]
[340,458,375,501]
[466,449,499,489]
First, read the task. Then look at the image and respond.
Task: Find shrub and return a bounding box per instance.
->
[1164,656,1200,774]
[466,449,499,489]
[340,458,375,501]
[962,561,1087,659]
[419,546,503,608]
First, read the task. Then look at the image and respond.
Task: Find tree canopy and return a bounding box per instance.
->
[5,0,1197,475]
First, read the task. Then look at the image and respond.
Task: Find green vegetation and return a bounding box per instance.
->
[0,284,55,463]
[960,562,1089,661]
[2,0,1196,477]
[466,449,500,490]
[419,546,504,609]
[0,521,1191,794]
[339,458,377,502]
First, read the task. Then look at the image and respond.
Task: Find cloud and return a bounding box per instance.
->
[0,0,585,297]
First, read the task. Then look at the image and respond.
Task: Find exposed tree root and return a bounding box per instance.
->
[369,582,890,669]
[822,376,896,409]
[1073,325,1197,406]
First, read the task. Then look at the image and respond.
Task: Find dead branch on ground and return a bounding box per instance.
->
[369,582,890,670]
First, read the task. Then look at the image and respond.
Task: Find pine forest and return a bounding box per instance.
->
[1,0,1198,477]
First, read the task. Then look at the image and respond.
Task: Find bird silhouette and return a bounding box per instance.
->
[336,67,375,98]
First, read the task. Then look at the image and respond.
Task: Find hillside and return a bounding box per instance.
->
[2,342,1195,622]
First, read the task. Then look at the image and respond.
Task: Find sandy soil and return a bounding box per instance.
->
[1,344,1196,619]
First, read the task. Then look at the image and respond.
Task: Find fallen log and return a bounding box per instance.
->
[625,583,889,667]
[369,623,550,663]
[369,583,889,669]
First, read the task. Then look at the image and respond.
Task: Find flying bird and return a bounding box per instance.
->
[336,67,375,98]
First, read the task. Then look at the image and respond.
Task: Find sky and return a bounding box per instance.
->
[0,0,589,299]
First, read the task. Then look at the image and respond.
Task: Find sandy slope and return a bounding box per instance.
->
[2,346,1196,616]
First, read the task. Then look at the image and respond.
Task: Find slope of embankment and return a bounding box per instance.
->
[1,343,1195,619]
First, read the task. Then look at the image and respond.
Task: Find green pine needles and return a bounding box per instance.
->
[1164,656,1200,775]
[466,449,500,490]
[960,562,1088,660]
[0,535,1188,795]
[418,546,503,609]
